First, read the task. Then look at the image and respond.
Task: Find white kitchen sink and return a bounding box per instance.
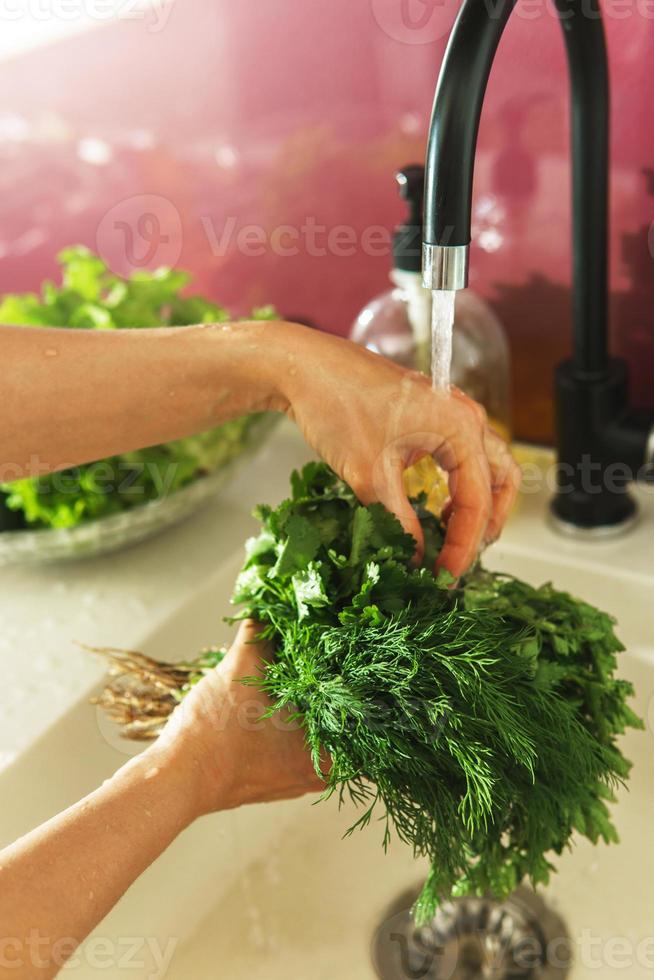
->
[163,551,654,980]
[1,436,653,979]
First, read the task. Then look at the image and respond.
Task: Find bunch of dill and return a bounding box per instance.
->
[229,462,642,921]
[94,462,642,921]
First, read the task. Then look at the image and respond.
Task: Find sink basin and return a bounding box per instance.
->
[1,440,653,979]
[162,551,654,980]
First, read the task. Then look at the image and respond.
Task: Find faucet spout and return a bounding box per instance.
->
[422,0,610,375]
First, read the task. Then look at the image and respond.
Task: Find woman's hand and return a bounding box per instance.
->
[270,324,520,579]
[157,620,325,817]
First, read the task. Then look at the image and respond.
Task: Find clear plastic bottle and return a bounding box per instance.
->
[351,165,512,440]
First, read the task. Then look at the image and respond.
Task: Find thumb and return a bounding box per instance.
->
[222,619,269,672]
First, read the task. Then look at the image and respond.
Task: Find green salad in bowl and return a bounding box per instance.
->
[0,247,279,562]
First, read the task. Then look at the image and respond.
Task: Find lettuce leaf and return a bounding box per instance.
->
[1,246,278,529]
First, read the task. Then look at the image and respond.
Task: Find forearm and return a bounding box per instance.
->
[0,744,200,979]
[1,321,291,479]
[0,316,518,576]
[0,621,324,979]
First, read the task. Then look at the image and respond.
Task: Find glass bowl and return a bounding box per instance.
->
[0,415,278,566]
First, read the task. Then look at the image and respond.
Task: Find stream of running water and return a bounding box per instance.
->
[430,289,455,390]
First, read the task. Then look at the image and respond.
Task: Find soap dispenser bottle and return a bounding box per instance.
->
[350,165,512,441]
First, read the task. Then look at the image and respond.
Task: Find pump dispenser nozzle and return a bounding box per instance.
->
[393,165,425,274]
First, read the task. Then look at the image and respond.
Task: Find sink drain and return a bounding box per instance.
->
[372,887,571,979]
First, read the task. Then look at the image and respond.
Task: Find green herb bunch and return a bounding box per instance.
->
[0,247,277,528]
[232,462,642,922]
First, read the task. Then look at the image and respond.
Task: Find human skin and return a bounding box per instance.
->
[0,622,325,979]
[1,319,519,577]
[0,320,520,976]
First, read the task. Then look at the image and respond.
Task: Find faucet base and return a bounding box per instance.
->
[552,358,649,536]
[548,497,639,540]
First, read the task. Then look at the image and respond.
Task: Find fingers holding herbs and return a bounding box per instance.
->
[273,325,519,580]
[157,620,325,817]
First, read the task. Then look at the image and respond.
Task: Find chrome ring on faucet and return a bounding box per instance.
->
[422,243,469,291]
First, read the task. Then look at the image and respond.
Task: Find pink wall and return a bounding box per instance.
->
[0,0,652,441]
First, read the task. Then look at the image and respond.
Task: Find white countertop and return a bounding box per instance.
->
[1,425,653,772]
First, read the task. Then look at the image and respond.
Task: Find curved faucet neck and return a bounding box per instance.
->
[423,0,610,376]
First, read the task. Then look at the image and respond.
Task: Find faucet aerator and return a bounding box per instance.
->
[422,243,469,292]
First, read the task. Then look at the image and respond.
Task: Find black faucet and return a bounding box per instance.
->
[422,0,654,535]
